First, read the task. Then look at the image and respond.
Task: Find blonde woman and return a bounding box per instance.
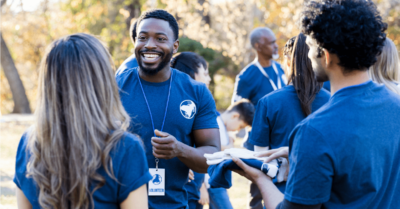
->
[14,33,151,209]
[369,38,400,95]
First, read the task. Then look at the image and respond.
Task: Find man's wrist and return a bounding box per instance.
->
[176,141,187,158]
[255,173,272,188]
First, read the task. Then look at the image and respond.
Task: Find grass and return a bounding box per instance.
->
[0,117,250,209]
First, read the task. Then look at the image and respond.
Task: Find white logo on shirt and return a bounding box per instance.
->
[180,100,197,119]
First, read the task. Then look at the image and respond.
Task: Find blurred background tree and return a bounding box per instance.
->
[1,0,399,114]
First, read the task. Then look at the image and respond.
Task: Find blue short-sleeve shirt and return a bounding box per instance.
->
[13,132,152,209]
[249,85,330,149]
[116,66,219,209]
[232,61,286,108]
[285,81,400,208]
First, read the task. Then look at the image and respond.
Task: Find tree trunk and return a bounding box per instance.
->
[1,33,31,113]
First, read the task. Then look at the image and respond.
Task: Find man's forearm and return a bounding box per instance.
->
[177,143,219,173]
[255,176,284,209]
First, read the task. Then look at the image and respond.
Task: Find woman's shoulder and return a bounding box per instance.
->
[114,132,145,153]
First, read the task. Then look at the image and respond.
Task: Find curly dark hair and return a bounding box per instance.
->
[136,9,179,41]
[129,20,137,44]
[301,0,387,72]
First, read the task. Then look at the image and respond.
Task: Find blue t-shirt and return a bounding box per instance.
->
[232,61,286,108]
[116,67,219,209]
[323,81,331,92]
[186,172,205,204]
[249,85,330,148]
[249,85,330,192]
[285,81,400,207]
[116,54,138,76]
[13,132,152,209]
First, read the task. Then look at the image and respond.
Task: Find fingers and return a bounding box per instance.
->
[154,129,169,137]
[232,157,250,172]
[152,151,172,159]
[151,140,174,150]
[189,170,195,180]
[151,137,174,144]
[265,151,285,163]
[254,149,280,158]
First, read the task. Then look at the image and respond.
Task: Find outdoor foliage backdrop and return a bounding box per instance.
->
[1,0,400,114]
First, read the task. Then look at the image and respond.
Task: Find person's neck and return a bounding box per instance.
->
[329,68,370,95]
[139,66,171,83]
[257,55,272,68]
[221,112,229,127]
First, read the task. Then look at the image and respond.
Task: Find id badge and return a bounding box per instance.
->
[148,168,165,196]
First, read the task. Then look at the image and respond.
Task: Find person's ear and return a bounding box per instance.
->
[173,40,179,54]
[254,42,261,52]
[323,49,330,66]
[231,112,240,119]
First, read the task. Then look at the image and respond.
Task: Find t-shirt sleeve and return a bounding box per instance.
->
[284,123,334,205]
[13,132,29,189]
[249,100,270,147]
[117,134,152,203]
[231,74,252,104]
[193,86,219,130]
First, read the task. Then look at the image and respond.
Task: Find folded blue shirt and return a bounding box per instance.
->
[207,159,281,189]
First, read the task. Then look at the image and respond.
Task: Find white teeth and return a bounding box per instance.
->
[143,54,160,58]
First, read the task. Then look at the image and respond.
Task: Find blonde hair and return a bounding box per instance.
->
[369,38,400,95]
[27,33,130,209]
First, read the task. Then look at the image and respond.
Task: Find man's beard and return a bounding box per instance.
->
[136,50,173,76]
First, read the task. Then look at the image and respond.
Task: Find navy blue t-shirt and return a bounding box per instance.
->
[322,81,331,92]
[232,61,285,150]
[116,67,219,209]
[249,85,330,148]
[232,61,286,108]
[116,54,138,76]
[13,132,152,209]
[286,81,400,207]
[249,85,330,192]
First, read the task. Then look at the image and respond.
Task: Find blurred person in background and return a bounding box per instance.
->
[14,33,151,209]
[248,33,330,195]
[369,37,400,95]
[231,27,286,209]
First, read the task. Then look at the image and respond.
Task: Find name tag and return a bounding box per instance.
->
[148,168,165,196]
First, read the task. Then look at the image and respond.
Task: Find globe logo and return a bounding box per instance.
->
[180,100,197,119]
[152,174,162,185]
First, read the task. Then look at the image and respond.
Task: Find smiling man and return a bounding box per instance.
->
[116,9,220,209]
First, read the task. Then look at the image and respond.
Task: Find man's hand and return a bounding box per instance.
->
[151,129,183,159]
[255,147,289,163]
[231,157,270,184]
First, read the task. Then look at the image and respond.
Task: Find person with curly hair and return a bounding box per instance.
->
[231,0,400,209]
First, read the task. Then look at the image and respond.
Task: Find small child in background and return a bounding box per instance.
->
[206,99,255,209]
[171,52,254,209]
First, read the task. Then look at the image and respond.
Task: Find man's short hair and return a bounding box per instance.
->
[170,52,207,79]
[136,9,179,41]
[301,0,387,72]
[250,27,273,48]
[227,99,255,126]
[129,20,137,44]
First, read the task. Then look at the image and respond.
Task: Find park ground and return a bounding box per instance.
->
[0,114,249,209]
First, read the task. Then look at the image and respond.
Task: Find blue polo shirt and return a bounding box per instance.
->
[13,132,152,209]
[116,67,219,209]
[286,81,400,207]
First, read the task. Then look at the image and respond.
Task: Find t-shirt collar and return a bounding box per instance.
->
[331,80,374,98]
